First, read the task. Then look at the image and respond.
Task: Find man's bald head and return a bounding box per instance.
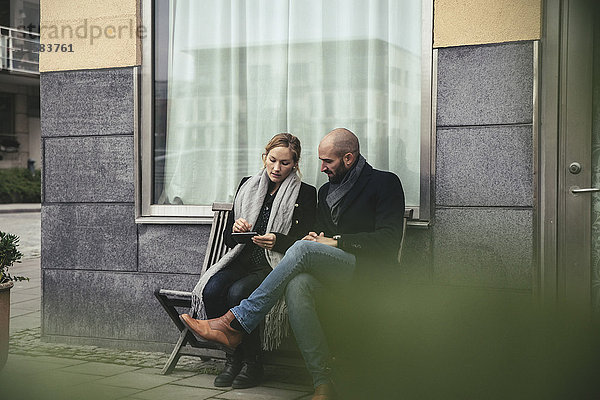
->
[318,128,361,183]
[321,128,360,158]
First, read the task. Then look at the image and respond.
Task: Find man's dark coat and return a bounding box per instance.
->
[314,161,405,274]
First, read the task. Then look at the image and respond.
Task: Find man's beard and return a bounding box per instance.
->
[328,165,348,184]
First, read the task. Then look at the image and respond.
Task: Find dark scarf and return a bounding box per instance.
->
[326,154,366,225]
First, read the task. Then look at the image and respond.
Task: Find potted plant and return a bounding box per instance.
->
[0,231,28,370]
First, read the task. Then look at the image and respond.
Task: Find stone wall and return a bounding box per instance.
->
[40,68,209,350]
[402,41,534,291]
[432,42,534,290]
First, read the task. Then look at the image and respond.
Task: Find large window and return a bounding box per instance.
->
[139,0,432,222]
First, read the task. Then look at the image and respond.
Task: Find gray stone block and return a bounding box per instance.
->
[400,226,433,284]
[44,136,134,203]
[433,208,533,290]
[436,125,533,207]
[437,42,533,126]
[41,68,134,137]
[41,204,137,271]
[138,224,211,274]
[42,270,200,343]
[41,139,46,203]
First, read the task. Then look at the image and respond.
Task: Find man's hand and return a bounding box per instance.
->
[314,234,338,247]
[233,218,252,233]
[302,232,337,247]
[302,232,319,241]
[252,233,276,250]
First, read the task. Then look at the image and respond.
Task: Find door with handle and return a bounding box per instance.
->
[569,160,599,194]
[556,0,598,312]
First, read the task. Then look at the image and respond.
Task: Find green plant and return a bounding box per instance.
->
[0,168,41,203]
[0,231,28,284]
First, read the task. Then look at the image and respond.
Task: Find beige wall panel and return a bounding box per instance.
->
[434,0,542,48]
[40,0,142,71]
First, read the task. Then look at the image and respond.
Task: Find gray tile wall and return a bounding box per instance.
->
[41,68,135,137]
[433,41,534,290]
[433,208,532,289]
[41,67,211,349]
[436,42,533,126]
[436,125,533,207]
[42,204,137,271]
[42,270,200,343]
[44,136,134,203]
[138,225,210,274]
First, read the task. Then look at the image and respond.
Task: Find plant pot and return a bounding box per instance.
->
[0,281,14,371]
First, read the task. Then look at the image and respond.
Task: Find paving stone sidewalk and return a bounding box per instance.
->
[2,252,313,399]
[9,327,219,371]
[5,326,313,400]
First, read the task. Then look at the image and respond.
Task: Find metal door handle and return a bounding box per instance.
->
[571,187,600,193]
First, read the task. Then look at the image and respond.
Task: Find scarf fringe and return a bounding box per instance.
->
[190,292,207,320]
[262,298,290,350]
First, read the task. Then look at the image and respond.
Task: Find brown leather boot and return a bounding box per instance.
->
[312,383,335,400]
[180,311,243,351]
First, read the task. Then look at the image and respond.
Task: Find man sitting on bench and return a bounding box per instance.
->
[181,127,405,400]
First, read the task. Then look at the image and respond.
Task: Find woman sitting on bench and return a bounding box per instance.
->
[190,133,317,389]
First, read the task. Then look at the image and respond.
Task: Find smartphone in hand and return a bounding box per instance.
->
[232,232,258,244]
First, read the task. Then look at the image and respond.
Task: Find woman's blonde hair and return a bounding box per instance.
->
[262,133,302,173]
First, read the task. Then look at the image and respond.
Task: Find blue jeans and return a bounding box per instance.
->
[230,240,356,387]
[285,273,331,387]
[203,260,271,360]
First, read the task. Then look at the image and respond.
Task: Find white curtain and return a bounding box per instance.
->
[160,0,422,206]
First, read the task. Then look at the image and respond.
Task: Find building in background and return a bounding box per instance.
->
[38,0,599,369]
[0,0,40,170]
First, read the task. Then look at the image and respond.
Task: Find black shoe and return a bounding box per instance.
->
[214,352,242,387]
[231,360,264,389]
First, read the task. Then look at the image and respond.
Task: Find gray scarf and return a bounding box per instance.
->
[190,168,301,350]
[326,154,366,225]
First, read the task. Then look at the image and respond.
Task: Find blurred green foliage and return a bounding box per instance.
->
[0,168,41,203]
[319,279,600,400]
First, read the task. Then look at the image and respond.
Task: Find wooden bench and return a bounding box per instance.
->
[154,203,233,374]
[155,202,413,375]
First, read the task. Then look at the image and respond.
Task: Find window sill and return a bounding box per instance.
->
[135,216,214,225]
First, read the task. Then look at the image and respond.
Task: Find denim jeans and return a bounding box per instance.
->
[230,240,356,387]
[203,261,271,318]
[285,272,332,387]
[203,260,271,360]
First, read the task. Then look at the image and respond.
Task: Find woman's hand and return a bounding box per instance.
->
[252,233,276,250]
[233,218,252,233]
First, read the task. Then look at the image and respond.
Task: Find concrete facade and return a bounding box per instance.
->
[39,1,537,352]
[434,0,542,47]
[39,0,141,71]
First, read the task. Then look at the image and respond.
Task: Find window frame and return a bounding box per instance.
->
[136,0,434,224]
